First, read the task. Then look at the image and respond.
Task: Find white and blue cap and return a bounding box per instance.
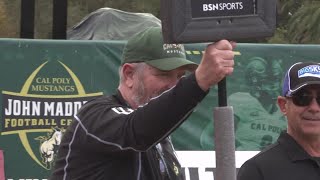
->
[282,62,320,97]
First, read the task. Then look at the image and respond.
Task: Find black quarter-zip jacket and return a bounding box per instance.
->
[50,73,207,180]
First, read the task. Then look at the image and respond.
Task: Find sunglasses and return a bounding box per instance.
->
[287,92,320,107]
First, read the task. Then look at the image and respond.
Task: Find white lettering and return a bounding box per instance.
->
[32,101,41,116]
[5,99,41,116]
[22,100,30,116]
[65,102,73,116]
[202,2,243,11]
[203,4,209,11]
[112,107,134,115]
[73,101,84,116]
[43,101,86,116]
[13,100,21,116]
[5,99,12,115]
[44,102,55,116]
[5,99,87,117]
[55,102,63,116]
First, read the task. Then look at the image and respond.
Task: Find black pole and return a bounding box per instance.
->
[218,78,227,107]
[20,0,35,38]
[52,0,68,39]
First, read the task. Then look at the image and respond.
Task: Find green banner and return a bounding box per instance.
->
[0,38,319,179]
[174,43,320,151]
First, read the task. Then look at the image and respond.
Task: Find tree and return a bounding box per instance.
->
[287,1,320,43]
[269,0,320,44]
[1,0,320,43]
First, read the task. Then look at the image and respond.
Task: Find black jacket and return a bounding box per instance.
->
[50,74,207,180]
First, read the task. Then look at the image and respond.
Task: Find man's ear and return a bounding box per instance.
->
[121,63,135,88]
[277,96,287,115]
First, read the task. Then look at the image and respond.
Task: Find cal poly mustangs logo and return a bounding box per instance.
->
[1,61,103,170]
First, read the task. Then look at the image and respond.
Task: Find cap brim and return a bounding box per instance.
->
[145,58,198,71]
[289,82,320,96]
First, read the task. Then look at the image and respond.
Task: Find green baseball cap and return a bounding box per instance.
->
[121,27,198,71]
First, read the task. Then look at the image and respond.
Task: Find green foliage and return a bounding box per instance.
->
[267,28,288,44]
[0,0,319,43]
[268,0,320,44]
[287,1,320,43]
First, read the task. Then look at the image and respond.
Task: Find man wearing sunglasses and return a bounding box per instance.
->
[237,62,320,180]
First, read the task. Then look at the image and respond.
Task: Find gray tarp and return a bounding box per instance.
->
[67,7,161,40]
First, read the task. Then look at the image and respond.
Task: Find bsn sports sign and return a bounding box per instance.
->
[191,0,255,18]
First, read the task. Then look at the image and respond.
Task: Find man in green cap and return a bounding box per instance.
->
[50,27,236,180]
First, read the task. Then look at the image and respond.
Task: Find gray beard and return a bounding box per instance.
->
[132,79,147,107]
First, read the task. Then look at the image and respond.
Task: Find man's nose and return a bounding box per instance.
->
[308,97,320,112]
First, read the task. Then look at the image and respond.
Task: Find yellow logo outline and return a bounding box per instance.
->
[1,61,103,169]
